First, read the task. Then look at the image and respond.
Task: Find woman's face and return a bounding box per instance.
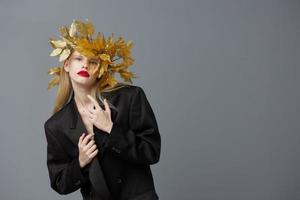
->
[64,51,100,88]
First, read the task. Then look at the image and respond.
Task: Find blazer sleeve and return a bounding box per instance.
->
[44,123,89,194]
[103,87,161,165]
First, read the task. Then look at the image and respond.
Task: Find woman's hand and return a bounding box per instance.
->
[78,106,94,136]
[78,133,98,168]
[86,95,113,134]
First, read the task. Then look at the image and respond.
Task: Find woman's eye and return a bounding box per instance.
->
[90,61,99,65]
[75,57,82,61]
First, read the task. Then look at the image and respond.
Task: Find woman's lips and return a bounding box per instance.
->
[77,70,90,77]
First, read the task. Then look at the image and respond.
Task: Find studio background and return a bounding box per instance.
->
[0,0,299,199]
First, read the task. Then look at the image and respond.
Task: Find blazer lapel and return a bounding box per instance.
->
[62,91,119,199]
[64,91,119,147]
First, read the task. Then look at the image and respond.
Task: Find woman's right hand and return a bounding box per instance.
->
[78,133,99,168]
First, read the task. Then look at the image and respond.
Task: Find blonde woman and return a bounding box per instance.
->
[44,20,161,200]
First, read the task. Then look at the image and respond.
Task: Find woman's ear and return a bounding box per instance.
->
[63,59,70,72]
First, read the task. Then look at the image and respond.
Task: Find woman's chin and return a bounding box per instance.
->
[73,80,91,87]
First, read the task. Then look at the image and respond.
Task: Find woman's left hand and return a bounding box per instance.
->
[86,95,113,134]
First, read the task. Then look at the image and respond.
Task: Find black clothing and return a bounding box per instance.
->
[44,85,161,200]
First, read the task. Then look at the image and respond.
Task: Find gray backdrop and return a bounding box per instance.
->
[0,0,299,199]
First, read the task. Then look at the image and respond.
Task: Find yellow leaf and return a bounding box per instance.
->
[47,76,60,89]
[49,20,137,90]
[50,48,63,56]
[105,73,118,87]
[120,70,134,82]
[93,32,104,50]
[62,37,74,46]
[48,67,61,75]
[98,61,109,78]
[59,26,69,38]
[84,20,95,37]
[99,54,111,62]
[59,48,71,62]
[50,40,67,48]
[126,40,133,47]
[69,20,76,37]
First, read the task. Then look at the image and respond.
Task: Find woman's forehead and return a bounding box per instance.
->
[72,51,98,60]
[72,51,83,57]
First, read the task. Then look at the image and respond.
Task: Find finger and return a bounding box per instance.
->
[82,133,94,145]
[79,107,87,115]
[87,144,97,155]
[87,112,95,120]
[87,109,95,116]
[88,149,99,158]
[78,133,85,145]
[78,107,84,115]
[83,141,95,152]
[87,95,101,111]
[87,106,96,115]
[85,139,95,150]
[103,99,110,114]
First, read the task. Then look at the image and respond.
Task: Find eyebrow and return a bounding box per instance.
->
[89,58,98,61]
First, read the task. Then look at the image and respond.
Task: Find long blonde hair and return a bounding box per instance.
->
[51,57,132,115]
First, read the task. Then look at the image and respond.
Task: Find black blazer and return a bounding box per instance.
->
[44,85,161,200]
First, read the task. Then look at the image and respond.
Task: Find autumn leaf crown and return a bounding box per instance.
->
[47,19,137,91]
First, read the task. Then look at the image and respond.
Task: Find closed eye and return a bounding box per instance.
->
[89,60,99,65]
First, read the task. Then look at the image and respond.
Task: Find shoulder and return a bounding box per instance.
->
[102,84,146,99]
[44,101,72,133]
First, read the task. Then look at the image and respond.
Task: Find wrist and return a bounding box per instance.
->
[106,122,113,134]
[79,158,84,168]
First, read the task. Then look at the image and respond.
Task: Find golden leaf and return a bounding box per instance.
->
[47,76,60,89]
[126,40,133,47]
[50,40,67,48]
[101,73,118,88]
[120,69,134,83]
[99,54,111,62]
[62,37,74,46]
[59,48,71,62]
[84,20,95,37]
[93,32,104,51]
[107,76,118,87]
[59,26,69,38]
[98,61,109,78]
[48,67,61,75]
[110,64,125,72]
[48,20,137,91]
[69,20,77,37]
[50,48,63,56]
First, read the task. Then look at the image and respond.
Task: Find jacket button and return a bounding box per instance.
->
[75,180,80,186]
[112,147,121,154]
[116,178,122,183]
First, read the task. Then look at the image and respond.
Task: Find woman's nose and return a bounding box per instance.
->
[82,61,89,69]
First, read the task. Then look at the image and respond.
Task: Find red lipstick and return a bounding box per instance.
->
[77,70,90,77]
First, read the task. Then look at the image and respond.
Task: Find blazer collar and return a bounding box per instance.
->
[63,90,119,147]
[62,91,116,199]
[67,90,119,130]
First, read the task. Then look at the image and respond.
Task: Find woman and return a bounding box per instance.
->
[44,20,161,200]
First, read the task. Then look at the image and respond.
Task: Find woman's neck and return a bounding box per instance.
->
[73,84,97,107]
